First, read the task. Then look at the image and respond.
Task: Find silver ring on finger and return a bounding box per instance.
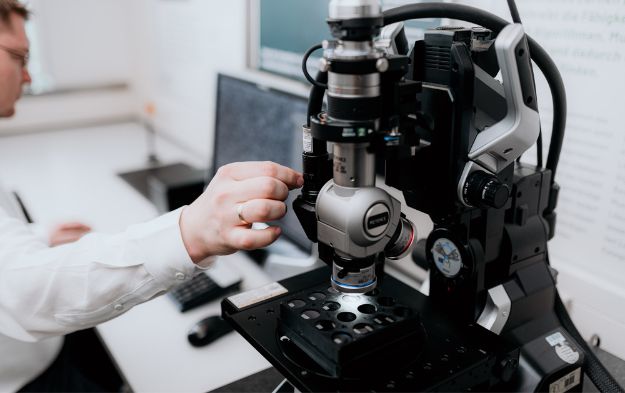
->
[236,203,250,225]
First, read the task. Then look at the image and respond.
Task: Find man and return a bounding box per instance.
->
[0,1,303,391]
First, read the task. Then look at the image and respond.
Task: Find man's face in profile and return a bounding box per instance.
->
[0,12,31,118]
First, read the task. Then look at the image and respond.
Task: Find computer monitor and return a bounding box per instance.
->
[212,73,312,252]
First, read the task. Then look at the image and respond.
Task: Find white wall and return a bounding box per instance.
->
[128,0,248,163]
[0,0,248,155]
[0,88,136,134]
[0,0,138,134]
[28,0,133,90]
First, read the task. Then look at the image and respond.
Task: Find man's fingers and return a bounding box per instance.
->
[57,222,91,231]
[218,161,303,190]
[226,226,282,250]
[236,199,287,225]
[235,177,289,201]
[49,228,90,246]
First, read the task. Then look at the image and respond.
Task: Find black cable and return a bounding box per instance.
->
[537,126,543,168]
[302,44,327,89]
[507,0,522,23]
[12,192,33,224]
[506,0,543,168]
[383,3,566,182]
[307,71,327,128]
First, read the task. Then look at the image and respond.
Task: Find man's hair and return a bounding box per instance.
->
[0,0,29,25]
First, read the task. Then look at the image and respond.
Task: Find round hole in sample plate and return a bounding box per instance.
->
[322,301,341,311]
[357,304,377,314]
[377,296,396,307]
[308,292,326,301]
[286,299,306,309]
[373,314,395,326]
[300,310,320,320]
[332,332,353,345]
[315,320,336,331]
[337,312,357,322]
[353,323,374,335]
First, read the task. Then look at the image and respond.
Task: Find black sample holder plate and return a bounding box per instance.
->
[279,282,425,378]
[222,267,519,392]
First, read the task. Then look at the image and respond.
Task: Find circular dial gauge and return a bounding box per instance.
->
[431,238,463,278]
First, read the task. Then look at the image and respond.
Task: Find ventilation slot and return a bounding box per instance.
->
[425,45,451,71]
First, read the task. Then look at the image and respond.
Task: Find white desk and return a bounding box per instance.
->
[98,253,273,392]
[0,123,273,392]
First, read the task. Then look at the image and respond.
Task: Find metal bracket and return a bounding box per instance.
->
[477,284,511,335]
[468,23,540,173]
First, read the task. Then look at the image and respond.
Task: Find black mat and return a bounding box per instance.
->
[118,162,204,199]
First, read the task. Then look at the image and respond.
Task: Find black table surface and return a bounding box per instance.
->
[212,346,625,392]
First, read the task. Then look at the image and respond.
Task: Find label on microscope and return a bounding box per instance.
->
[548,368,581,393]
[227,282,288,310]
[303,129,313,153]
[545,331,580,364]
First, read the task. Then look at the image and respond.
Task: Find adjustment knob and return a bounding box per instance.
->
[463,171,510,208]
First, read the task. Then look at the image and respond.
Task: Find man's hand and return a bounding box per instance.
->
[49,222,92,246]
[179,161,304,263]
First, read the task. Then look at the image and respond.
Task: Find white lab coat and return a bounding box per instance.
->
[0,195,202,391]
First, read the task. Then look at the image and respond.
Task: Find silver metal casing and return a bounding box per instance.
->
[468,23,540,173]
[476,284,512,335]
[458,24,541,205]
[328,0,381,20]
[316,182,401,259]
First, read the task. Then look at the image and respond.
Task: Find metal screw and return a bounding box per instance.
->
[376,58,389,72]
[590,334,601,348]
[319,57,330,72]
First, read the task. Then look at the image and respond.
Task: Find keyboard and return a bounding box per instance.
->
[168,261,242,312]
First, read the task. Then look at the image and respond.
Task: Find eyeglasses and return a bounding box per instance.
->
[0,44,29,68]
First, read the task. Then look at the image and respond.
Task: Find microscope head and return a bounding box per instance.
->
[301,0,416,294]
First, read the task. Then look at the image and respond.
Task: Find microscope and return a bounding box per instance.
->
[223,1,623,392]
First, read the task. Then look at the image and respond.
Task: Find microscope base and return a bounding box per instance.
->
[222,267,522,392]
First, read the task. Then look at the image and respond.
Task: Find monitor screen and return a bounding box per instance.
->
[213,74,312,252]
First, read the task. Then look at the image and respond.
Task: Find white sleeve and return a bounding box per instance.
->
[26,222,50,245]
[0,207,202,342]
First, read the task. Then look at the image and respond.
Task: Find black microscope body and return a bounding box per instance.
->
[222,4,586,392]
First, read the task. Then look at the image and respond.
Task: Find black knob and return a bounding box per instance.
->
[411,238,429,271]
[498,357,519,382]
[463,171,510,209]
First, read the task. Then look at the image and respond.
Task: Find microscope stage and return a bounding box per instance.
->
[222,267,518,392]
